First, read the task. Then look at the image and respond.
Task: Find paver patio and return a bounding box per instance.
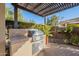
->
[38,43,79,56]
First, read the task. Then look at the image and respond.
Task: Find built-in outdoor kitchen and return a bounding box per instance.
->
[6,29,45,56]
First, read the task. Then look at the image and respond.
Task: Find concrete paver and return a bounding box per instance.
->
[38,43,79,56]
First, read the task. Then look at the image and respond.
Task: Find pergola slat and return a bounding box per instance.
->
[38,3,55,13]
[34,3,50,13]
[12,3,43,16]
[42,3,79,16]
[38,3,58,15]
[41,3,66,16]
[12,3,79,17]
[33,3,42,10]
[35,3,52,12]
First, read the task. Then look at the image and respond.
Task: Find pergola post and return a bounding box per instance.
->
[14,6,18,28]
[0,4,5,56]
[44,17,47,24]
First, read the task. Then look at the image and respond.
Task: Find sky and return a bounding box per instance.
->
[6,3,79,24]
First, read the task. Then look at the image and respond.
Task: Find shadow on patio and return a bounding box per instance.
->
[38,43,79,56]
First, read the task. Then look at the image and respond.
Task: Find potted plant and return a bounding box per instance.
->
[32,24,52,45]
[42,25,52,45]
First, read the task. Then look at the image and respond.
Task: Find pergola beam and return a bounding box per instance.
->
[12,3,43,17]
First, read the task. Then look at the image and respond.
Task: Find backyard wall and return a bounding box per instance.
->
[49,27,79,44]
[49,32,65,44]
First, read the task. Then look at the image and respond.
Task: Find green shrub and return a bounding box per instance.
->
[65,24,73,33]
[68,24,79,28]
[70,35,79,45]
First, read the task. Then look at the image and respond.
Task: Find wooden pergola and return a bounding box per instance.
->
[12,3,79,28]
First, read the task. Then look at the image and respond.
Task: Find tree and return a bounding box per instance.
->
[43,25,52,44]
[46,18,50,25]
[5,7,13,21]
[18,9,26,22]
[5,7,26,22]
[47,15,58,27]
[29,19,36,24]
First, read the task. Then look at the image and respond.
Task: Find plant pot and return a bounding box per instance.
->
[46,36,48,45]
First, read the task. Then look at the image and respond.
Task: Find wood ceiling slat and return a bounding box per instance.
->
[38,3,55,13]
[38,3,58,15]
[12,3,79,17]
[34,3,51,13]
[40,3,63,15]
[12,3,43,17]
[43,3,79,16]
[43,4,71,16]
[26,3,38,10]
[18,3,29,8]
[32,3,42,10]
[42,4,64,16]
